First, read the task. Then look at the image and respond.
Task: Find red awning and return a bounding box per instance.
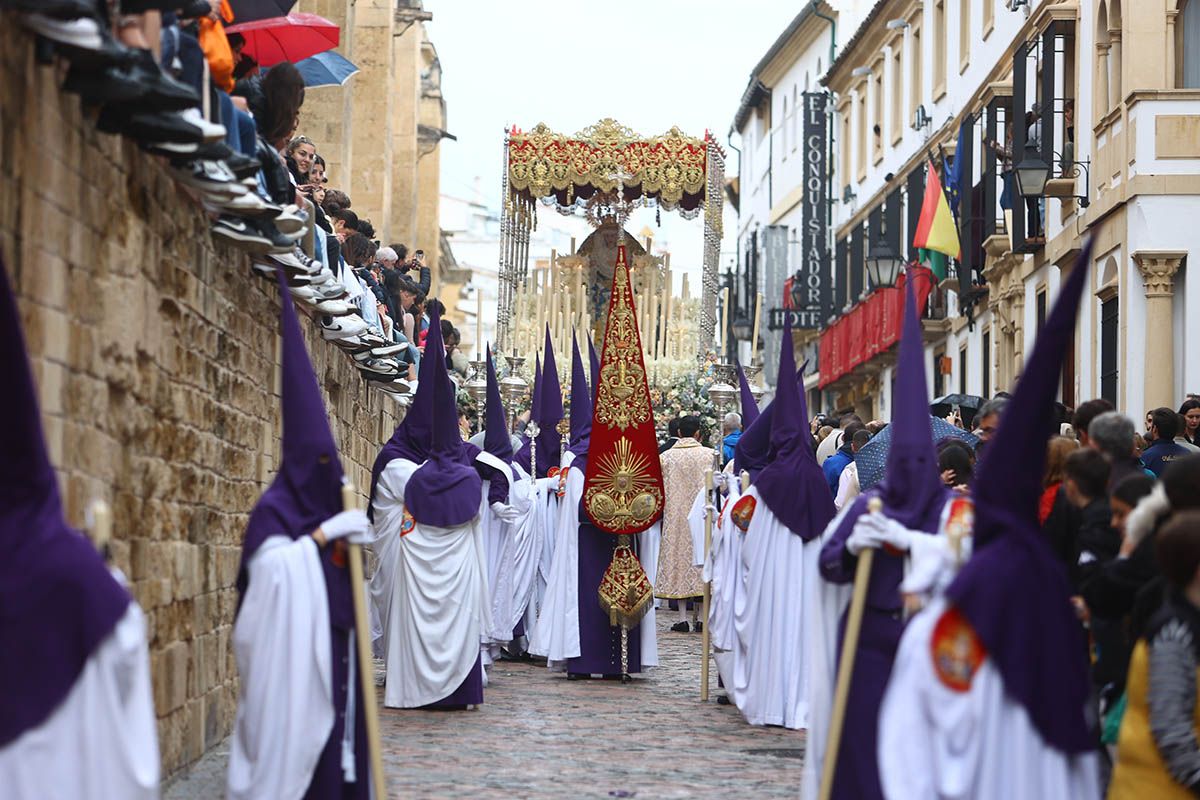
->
[818,270,934,388]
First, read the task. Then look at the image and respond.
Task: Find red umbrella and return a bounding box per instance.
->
[225,12,339,68]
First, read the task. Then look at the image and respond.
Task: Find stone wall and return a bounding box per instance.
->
[0,27,401,777]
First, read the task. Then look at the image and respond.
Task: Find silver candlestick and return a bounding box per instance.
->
[500,353,529,434]
[465,359,488,435]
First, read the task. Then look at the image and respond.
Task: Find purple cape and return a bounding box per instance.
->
[405,304,483,528]
[752,317,834,539]
[945,241,1096,755]
[0,256,131,747]
[567,337,592,460]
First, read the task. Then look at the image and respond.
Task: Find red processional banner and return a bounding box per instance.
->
[583,245,665,535]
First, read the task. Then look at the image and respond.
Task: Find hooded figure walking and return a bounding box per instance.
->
[226,269,373,799]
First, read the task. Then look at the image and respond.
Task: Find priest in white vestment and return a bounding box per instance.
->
[0,258,159,800]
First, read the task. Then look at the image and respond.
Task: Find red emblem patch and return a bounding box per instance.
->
[730,495,757,532]
[931,605,986,692]
[547,466,561,478]
[399,509,416,537]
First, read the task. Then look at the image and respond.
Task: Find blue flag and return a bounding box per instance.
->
[945,121,969,222]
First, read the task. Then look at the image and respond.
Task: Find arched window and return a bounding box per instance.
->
[1178,0,1200,87]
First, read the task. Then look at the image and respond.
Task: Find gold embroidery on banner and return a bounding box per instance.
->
[507,118,708,207]
[584,437,664,530]
[597,537,654,628]
[595,251,652,431]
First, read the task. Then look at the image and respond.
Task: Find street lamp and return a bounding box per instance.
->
[1014,148,1051,197]
[731,313,753,342]
[865,235,905,289]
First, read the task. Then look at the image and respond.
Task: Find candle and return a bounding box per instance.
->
[751,291,762,363]
[682,274,690,301]
[570,236,576,255]
[719,286,729,352]
[476,289,483,359]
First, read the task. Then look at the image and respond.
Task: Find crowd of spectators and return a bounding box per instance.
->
[12,1,471,396]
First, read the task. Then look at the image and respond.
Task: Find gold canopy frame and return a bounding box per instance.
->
[495,118,724,358]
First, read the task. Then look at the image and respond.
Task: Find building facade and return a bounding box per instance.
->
[734,0,1200,423]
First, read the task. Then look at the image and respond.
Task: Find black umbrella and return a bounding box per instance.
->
[228,0,296,24]
[930,393,985,410]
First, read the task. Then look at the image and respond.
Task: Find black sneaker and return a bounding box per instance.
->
[172,160,243,198]
[212,216,273,254]
[62,62,146,105]
[692,621,703,633]
[258,219,299,254]
[97,106,205,145]
[224,152,261,180]
[670,621,690,633]
[127,49,201,112]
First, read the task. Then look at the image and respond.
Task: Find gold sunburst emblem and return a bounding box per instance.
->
[584,437,663,529]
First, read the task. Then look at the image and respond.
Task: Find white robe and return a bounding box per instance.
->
[0,588,159,800]
[800,505,855,800]
[695,484,746,698]
[505,463,543,635]
[370,458,489,708]
[878,597,1102,800]
[480,480,515,662]
[529,453,659,669]
[731,486,822,729]
[227,536,335,800]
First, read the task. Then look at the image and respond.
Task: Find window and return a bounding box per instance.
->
[840,103,852,193]
[872,66,884,162]
[959,345,968,394]
[1100,296,1119,405]
[1036,286,1047,331]
[793,84,800,151]
[782,95,789,158]
[981,327,992,399]
[959,0,970,72]
[983,0,994,38]
[1095,0,1122,116]
[911,24,923,119]
[1179,0,1200,88]
[933,0,947,97]
[891,45,903,143]
[857,88,868,180]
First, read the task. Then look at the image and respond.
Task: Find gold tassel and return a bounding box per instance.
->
[597,537,653,629]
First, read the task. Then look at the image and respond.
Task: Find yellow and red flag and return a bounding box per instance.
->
[912,159,961,262]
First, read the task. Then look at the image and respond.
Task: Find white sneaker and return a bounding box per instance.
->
[22,14,102,49]
[314,299,353,316]
[288,285,318,301]
[178,108,226,143]
[273,205,308,235]
[320,314,369,340]
[219,191,277,217]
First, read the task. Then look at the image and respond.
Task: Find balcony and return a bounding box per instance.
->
[817,269,936,389]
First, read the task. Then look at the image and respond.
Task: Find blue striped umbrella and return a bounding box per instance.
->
[295,50,359,88]
[854,415,979,491]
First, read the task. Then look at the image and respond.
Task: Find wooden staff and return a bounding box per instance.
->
[342,483,388,800]
[700,468,715,701]
[740,471,750,492]
[818,496,882,800]
[88,499,112,558]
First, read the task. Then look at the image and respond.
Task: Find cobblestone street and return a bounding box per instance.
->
[165,615,805,798]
